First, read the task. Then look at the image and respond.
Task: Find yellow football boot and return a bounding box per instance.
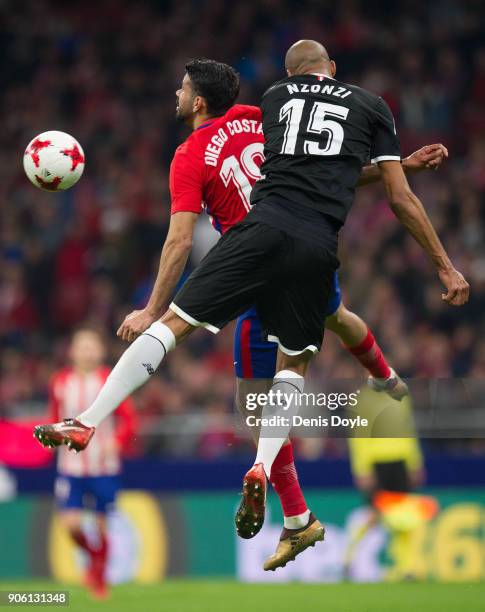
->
[264,513,325,571]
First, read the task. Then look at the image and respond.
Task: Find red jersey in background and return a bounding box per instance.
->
[49,367,137,477]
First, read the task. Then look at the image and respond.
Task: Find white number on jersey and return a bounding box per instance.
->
[279,98,349,156]
[219,142,265,211]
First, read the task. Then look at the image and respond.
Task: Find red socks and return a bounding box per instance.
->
[270,442,308,517]
[88,533,109,598]
[70,528,92,553]
[70,527,108,592]
[346,329,391,379]
[91,533,108,576]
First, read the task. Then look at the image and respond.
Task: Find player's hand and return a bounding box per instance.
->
[403,144,448,172]
[117,308,158,342]
[439,267,470,306]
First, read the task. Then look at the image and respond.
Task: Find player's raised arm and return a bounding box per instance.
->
[357,143,449,187]
[117,211,198,342]
[378,160,469,306]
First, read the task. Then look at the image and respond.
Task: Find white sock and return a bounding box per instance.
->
[78,322,175,427]
[284,509,311,530]
[255,369,304,478]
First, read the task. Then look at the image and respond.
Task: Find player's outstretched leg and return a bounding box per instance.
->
[325,303,408,401]
[33,314,190,452]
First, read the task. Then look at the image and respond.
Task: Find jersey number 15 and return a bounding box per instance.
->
[280,99,349,156]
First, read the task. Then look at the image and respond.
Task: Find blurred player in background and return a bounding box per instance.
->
[48,327,137,598]
[345,387,438,581]
[35,58,454,570]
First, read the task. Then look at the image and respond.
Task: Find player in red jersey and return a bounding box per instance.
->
[34,59,451,570]
[45,327,136,598]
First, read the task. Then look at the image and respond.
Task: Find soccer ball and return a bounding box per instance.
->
[23,130,85,191]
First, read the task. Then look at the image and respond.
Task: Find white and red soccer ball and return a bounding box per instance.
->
[23,130,85,191]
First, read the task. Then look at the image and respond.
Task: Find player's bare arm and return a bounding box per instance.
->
[357,144,449,187]
[117,211,199,342]
[379,160,469,306]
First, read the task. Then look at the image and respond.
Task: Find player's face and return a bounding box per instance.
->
[175,74,196,121]
[69,331,106,372]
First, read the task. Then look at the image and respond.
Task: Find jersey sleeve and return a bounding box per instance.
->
[169,144,205,215]
[242,105,262,122]
[369,97,401,164]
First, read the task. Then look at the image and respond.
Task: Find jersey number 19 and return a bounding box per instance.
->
[219,142,265,211]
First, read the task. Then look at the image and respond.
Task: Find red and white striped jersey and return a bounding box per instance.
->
[48,367,137,477]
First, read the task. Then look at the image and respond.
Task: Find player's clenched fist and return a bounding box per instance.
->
[439,267,470,306]
[117,308,158,342]
[404,143,449,171]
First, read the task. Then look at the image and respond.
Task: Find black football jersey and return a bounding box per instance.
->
[250,73,401,225]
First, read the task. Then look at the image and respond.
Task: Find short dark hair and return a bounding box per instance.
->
[185,59,240,116]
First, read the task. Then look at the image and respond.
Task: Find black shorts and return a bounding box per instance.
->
[373,460,410,493]
[171,217,339,354]
[364,460,411,505]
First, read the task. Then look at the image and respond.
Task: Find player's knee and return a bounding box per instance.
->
[95,514,108,533]
[59,511,81,533]
[326,302,349,331]
[276,351,312,376]
[161,309,195,342]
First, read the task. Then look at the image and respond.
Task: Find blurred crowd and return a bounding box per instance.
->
[0,0,484,458]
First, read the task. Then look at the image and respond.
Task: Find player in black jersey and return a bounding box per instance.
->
[174,40,467,357]
[172,39,468,567]
[251,44,402,224]
[32,42,469,571]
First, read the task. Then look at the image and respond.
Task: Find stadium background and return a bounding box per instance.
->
[1,0,485,600]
